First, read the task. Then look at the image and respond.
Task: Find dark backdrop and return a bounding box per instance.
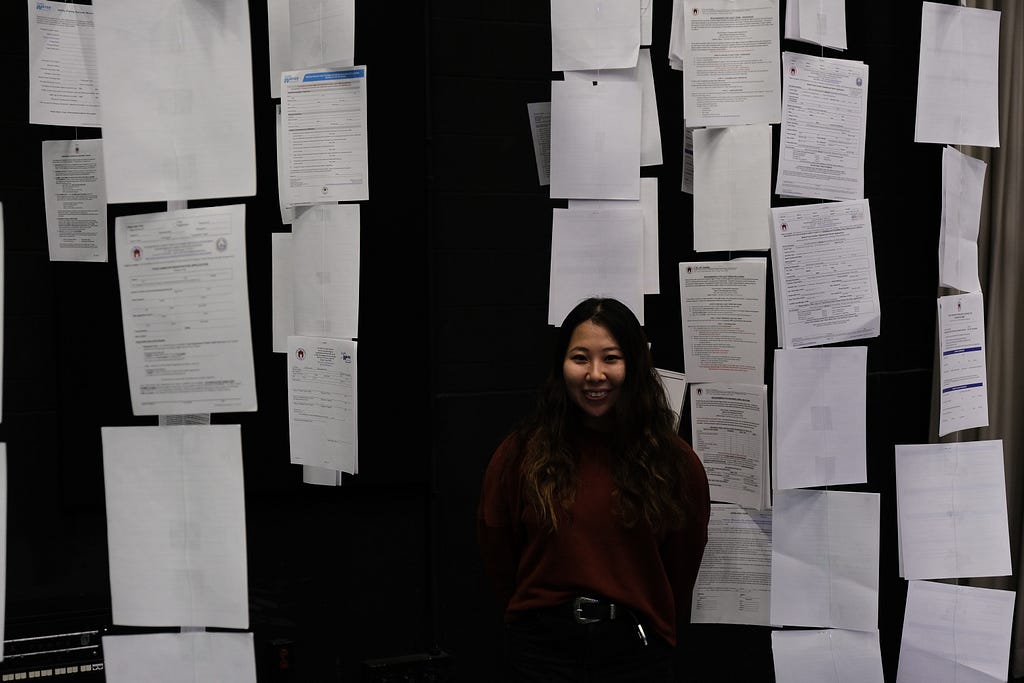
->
[0,1,943,681]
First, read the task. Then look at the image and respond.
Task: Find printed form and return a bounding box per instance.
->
[287,336,358,473]
[679,259,767,385]
[776,52,868,202]
[281,65,369,204]
[682,0,781,127]
[114,205,257,416]
[28,0,100,127]
[41,138,108,262]
[690,383,770,510]
[691,503,772,626]
[937,291,988,436]
[770,199,880,349]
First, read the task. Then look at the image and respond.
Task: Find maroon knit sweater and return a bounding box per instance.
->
[477,426,711,647]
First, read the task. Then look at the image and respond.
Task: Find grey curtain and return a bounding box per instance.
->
[930,1,1024,676]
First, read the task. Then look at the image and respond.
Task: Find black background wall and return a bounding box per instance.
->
[0,1,946,681]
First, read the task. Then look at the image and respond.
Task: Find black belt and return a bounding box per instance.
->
[542,597,649,645]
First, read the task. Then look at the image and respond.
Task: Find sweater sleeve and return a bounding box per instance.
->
[661,440,711,624]
[476,436,521,611]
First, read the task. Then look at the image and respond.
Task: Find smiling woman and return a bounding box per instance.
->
[476,297,711,682]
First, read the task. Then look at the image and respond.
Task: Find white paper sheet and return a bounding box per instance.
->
[276,104,296,223]
[772,629,885,683]
[679,259,767,384]
[692,124,772,252]
[915,3,1001,148]
[0,445,6,656]
[281,66,369,204]
[549,79,641,200]
[103,632,256,683]
[551,0,641,71]
[783,0,848,51]
[895,440,1010,581]
[681,127,694,194]
[28,0,100,127]
[641,0,653,46]
[41,139,108,262]
[527,102,551,186]
[897,580,1014,683]
[101,425,248,628]
[655,368,687,431]
[773,346,867,490]
[271,233,294,353]
[668,0,686,71]
[158,413,211,426]
[569,177,659,294]
[92,0,256,203]
[289,0,355,73]
[267,0,290,99]
[776,52,868,201]
[937,291,989,437]
[114,205,257,415]
[691,383,770,510]
[548,207,645,326]
[691,503,772,626]
[0,207,3,424]
[287,336,357,473]
[302,465,343,486]
[291,203,360,340]
[770,199,880,348]
[563,48,662,167]
[938,145,985,293]
[682,0,781,127]
[770,489,880,631]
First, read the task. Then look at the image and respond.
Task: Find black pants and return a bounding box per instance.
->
[503,608,674,682]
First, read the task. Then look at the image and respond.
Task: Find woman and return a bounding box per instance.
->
[477,297,711,682]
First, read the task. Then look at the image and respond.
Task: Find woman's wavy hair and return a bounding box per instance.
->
[513,297,688,532]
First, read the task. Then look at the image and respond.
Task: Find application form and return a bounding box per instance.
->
[281,66,369,204]
[937,291,989,436]
[114,205,257,416]
[28,0,100,127]
[770,199,880,348]
[287,336,357,473]
[776,52,868,201]
[691,503,772,626]
[690,383,770,510]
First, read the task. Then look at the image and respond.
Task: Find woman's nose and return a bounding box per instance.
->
[586,363,605,381]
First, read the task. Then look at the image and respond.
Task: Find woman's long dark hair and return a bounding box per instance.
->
[514,297,688,532]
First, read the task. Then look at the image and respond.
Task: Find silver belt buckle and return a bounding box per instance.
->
[573,596,602,624]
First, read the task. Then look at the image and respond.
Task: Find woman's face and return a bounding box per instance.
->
[563,320,626,429]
